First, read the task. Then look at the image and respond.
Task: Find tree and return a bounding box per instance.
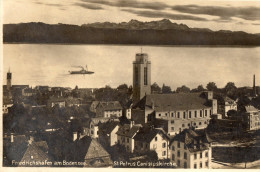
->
[197,85,205,92]
[151,82,161,93]
[117,84,128,90]
[206,82,218,91]
[224,82,237,99]
[176,85,190,93]
[162,84,172,94]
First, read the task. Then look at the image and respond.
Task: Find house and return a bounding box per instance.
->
[90,101,100,112]
[47,97,66,108]
[96,101,123,118]
[22,87,36,97]
[241,105,260,131]
[124,100,133,120]
[87,117,111,138]
[133,126,170,159]
[98,121,120,147]
[2,98,13,114]
[116,121,142,153]
[132,91,217,135]
[217,96,237,117]
[65,97,82,107]
[169,129,212,169]
[3,134,52,167]
[74,136,113,167]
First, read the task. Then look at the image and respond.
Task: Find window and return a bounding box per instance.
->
[177,151,180,157]
[182,124,185,127]
[194,163,197,169]
[171,113,174,117]
[205,110,208,116]
[127,138,129,143]
[188,124,190,127]
[199,122,202,125]
[200,162,203,168]
[162,151,166,156]
[172,154,175,161]
[178,112,180,118]
[135,67,138,85]
[194,123,196,126]
[177,160,180,167]
[194,154,197,159]
[159,114,161,117]
[183,112,186,118]
[189,111,191,118]
[210,110,212,115]
[171,120,174,124]
[184,152,187,159]
[171,127,174,131]
[155,137,157,141]
[184,145,187,150]
[195,111,197,118]
[200,110,202,117]
[200,152,203,158]
[204,121,207,124]
[205,161,208,167]
[172,145,175,151]
[178,141,180,148]
[205,152,208,157]
[162,142,166,148]
[165,113,167,116]
[144,67,147,85]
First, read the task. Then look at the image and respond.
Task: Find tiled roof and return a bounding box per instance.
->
[134,127,169,143]
[116,124,142,138]
[19,142,52,166]
[98,121,120,135]
[75,136,112,164]
[133,93,211,111]
[171,129,211,153]
[97,101,122,111]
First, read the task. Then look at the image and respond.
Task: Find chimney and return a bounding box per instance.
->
[130,120,135,128]
[152,101,155,110]
[28,136,34,145]
[253,74,257,96]
[11,133,14,143]
[73,132,78,141]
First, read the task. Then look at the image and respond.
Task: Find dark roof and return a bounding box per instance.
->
[75,136,112,165]
[133,93,211,111]
[171,129,211,153]
[19,142,51,166]
[97,101,122,111]
[224,96,236,104]
[116,124,142,138]
[134,127,169,143]
[98,121,120,135]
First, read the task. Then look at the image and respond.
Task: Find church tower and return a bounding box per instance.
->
[133,52,151,103]
[7,68,12,91]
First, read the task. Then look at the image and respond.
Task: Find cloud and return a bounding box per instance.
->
[81,0,168,10]
[172,5,260,21]
[74,3,103,10]
[122,9,208,21]
[33,1,63,7]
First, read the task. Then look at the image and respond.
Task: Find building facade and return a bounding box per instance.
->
[170,129,212,169]
[95,101,123,118]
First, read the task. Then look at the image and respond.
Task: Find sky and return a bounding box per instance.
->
[2,0,260,33]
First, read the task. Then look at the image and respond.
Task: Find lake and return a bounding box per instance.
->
[3,44,260,90]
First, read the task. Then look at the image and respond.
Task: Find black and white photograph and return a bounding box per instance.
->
[1,0,260,169]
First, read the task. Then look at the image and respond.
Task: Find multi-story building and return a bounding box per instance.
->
[133,127,169,159]
[132,91,217,135]
[96,101,123,118]
[169,129,212,169]
[116,121,142,153]
[98,121,120,147]
[242,105,260,131]
[87,117,111,138]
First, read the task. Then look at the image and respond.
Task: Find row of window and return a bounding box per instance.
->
[175,159,208,168]
[158,109,212,119]
[170,121,208,131]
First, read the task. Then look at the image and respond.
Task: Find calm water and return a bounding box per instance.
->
[3,44,260,90]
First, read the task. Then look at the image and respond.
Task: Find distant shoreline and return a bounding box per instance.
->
[3,43,260,48]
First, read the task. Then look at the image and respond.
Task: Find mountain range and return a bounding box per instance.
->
[3,19,260,45]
